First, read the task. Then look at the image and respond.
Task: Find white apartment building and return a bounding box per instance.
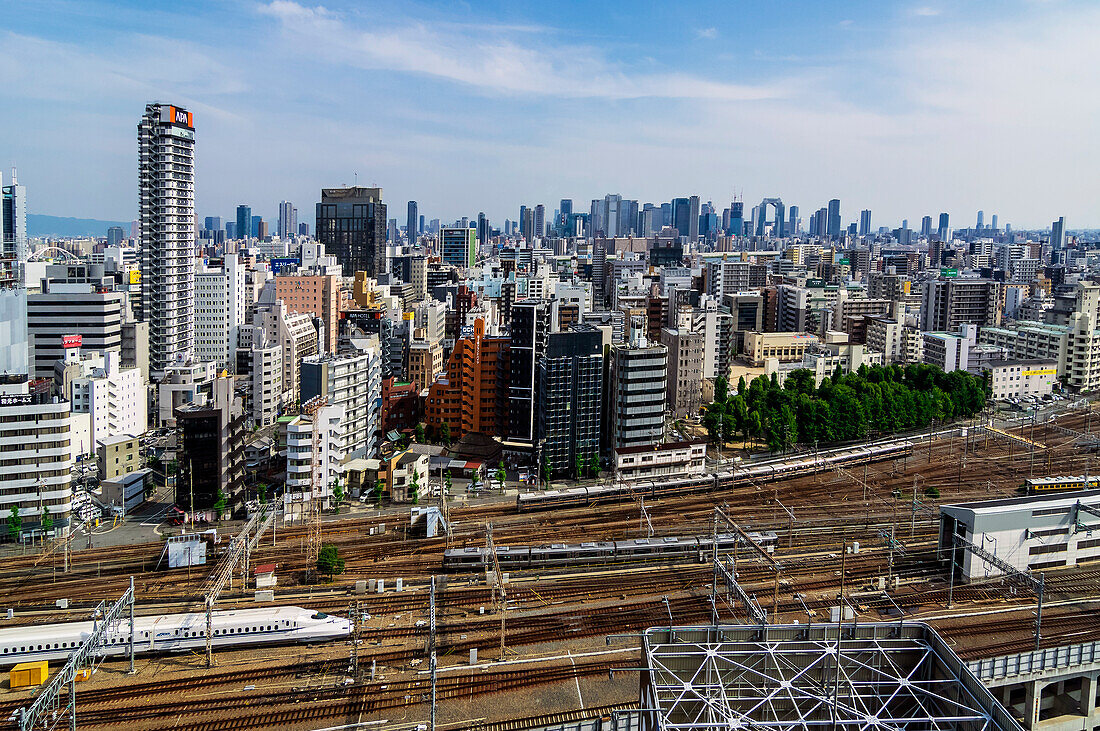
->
[68,350,146,445]
[985,360,1058,400]
[284,403,344,521]
[195,256,245,371]
[302,349,382,459]
[253,301,319,411]
[0,379,73,539]
[157,360,218,426]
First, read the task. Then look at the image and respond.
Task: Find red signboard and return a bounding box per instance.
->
[62,335,82,349]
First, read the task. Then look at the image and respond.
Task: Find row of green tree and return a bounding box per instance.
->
[703,363,988,452]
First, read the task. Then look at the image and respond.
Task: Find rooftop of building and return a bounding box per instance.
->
[942,488,1100,514]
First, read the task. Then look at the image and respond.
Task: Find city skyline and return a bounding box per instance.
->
[3,0,1099,228]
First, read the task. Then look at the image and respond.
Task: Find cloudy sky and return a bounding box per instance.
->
[2,0,1098,229]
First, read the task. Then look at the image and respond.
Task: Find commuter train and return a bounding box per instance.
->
[517,439,914,512]
[0,606,351,667]
[1024,475,1100,495]
[442,531,779,572]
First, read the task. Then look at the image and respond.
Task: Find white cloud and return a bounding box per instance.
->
[257,1,780,102]
[696,27,718,39]
[911,6,941,16]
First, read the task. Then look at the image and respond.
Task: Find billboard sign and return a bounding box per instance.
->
[62,335,82,349]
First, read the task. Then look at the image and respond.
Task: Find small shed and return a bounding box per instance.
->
[254,563,277,588]
[10,661,48,688]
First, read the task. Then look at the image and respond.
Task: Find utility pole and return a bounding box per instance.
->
[429,576,437,731]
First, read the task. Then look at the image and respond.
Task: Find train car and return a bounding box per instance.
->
[0,607,350,667]
[1025,476,1100,495]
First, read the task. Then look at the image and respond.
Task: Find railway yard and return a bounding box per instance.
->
[3,406,1100,730]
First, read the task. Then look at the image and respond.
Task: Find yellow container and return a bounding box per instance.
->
[10,661,48,689]
[75,668,91,682]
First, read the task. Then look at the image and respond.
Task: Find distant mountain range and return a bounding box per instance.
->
[28,214,131,238]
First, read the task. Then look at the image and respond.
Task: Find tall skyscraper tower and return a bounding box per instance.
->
[2,168,28,265]
[920,216,932,237]
[976,210,984,230]
[788,205,799,234]
[534,204,545,238]
[235,205,251,242]
[477,212,489,248]
[277,201,297,240]
[316,187,386,276]
[859,209,872,236]
[688,196,701,242]
[937,212,950,240]
[407,201,418,243]
[558,199,573,235]
[827,198,841,239]
[1051,216,1066,250]
[139,102,195,379]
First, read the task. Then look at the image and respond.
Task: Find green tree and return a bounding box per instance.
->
[714,376,729,403]
[924,485,940,499]
[575,453,584,482]
[374,478,385,507]
[589,454,600,478]
[8,506,21,539]
[414,423,425,443]
[41,506,53,534]
[737,376,747,396]
[541,457,551,488]
[440,421,452,447]
[410,468,420,504]
[167,459,179,475]
[213,488,227,520]
[331,477,344,514]
[316,544,345,580]
[495,460,507,491]
[257,483,268,504]
[444,469,453,495]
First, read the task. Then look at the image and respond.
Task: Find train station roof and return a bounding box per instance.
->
[641,623,1022,731]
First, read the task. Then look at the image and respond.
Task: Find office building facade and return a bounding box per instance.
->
[316,187,387,277]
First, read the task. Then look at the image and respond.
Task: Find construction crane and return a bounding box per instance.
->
[485,524,506,660]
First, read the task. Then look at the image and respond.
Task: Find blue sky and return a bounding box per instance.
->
[2,0,1098,229]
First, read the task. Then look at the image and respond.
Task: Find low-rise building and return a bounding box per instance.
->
[614,440,706,480]
[743,331,820,367]
[940,491,1100,580]
[97,433,141,481]
[984,359,1059,401]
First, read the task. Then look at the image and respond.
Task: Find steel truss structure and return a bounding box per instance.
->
[18,578,135,731]
[641,623,1023,731]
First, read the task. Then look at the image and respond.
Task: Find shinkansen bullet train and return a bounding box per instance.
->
[443,531,779,572]
[0,606,351,667]
[517,439,914,512]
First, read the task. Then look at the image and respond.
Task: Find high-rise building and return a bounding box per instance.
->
[1051,216,1066,251]
[2,167,28,267]
[440,227,476,269]
[139,103,195,380]
[225,221,237,239]
[537,326,603,477]
[298,222,310,237]
[425,318,510,441]
[508,300,551,446]
[609,336,667,450]
[477,212,490,249]
[558,199,573,235]
[788,205,799,234]
[251,215,262,238]
[991,214,998,231]
[301,351,381,459]
[937,212,950,240]
[194,256,245,370]
[175,375,247,515]
[729,201,744,237]
[316,187,387,277]
[661,327,704,417]
[671,198,691,239]
[859,209,872,236]
[235,205,251,241]
[920,216,932,238]
[27,264,125,380]
[106,226,125,246]
[534,204,545,238]
[688,196,701,242]
[407,201,418,243]
[277,201,297,240]
[204,216,222,232]
[827,198,841,239]
[976,210,984,230]
[920,279,1001,332]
